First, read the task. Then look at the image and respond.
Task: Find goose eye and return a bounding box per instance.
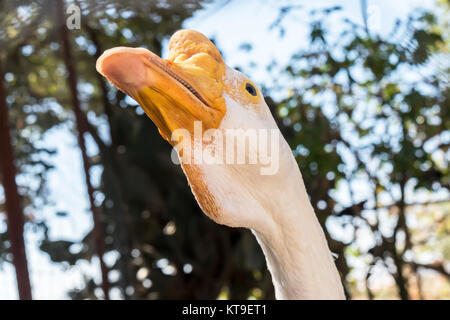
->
[245,83,257,96]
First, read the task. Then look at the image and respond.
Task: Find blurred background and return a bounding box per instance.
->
[0,0,449,300]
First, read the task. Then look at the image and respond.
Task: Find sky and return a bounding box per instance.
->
[0,0,444,299]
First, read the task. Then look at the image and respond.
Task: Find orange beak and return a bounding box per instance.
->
[96,30,226,142]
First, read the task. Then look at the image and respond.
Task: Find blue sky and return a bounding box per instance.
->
[0,0,443,299]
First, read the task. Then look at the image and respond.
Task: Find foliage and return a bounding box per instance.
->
[269,5,449,299]
[1,0,275,299]
[0,0,448,300]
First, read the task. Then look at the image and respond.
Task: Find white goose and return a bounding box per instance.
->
[96,29,345,300]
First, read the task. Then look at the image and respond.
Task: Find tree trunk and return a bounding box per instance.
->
[84,22,136,298]
[56,0,110,299]
[0,61,32,300]
[392,251,409,300]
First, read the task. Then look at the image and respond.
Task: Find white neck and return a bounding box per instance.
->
[252,146,345,300]
[185,88,346,299]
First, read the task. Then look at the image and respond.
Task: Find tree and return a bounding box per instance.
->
[31,0,274,299]
[0,58,32,300]
[268,5,449,299]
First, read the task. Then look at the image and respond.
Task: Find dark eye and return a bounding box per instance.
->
[245,83,257,96]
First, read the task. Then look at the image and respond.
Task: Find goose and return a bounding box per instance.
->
[96,29,345,300]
